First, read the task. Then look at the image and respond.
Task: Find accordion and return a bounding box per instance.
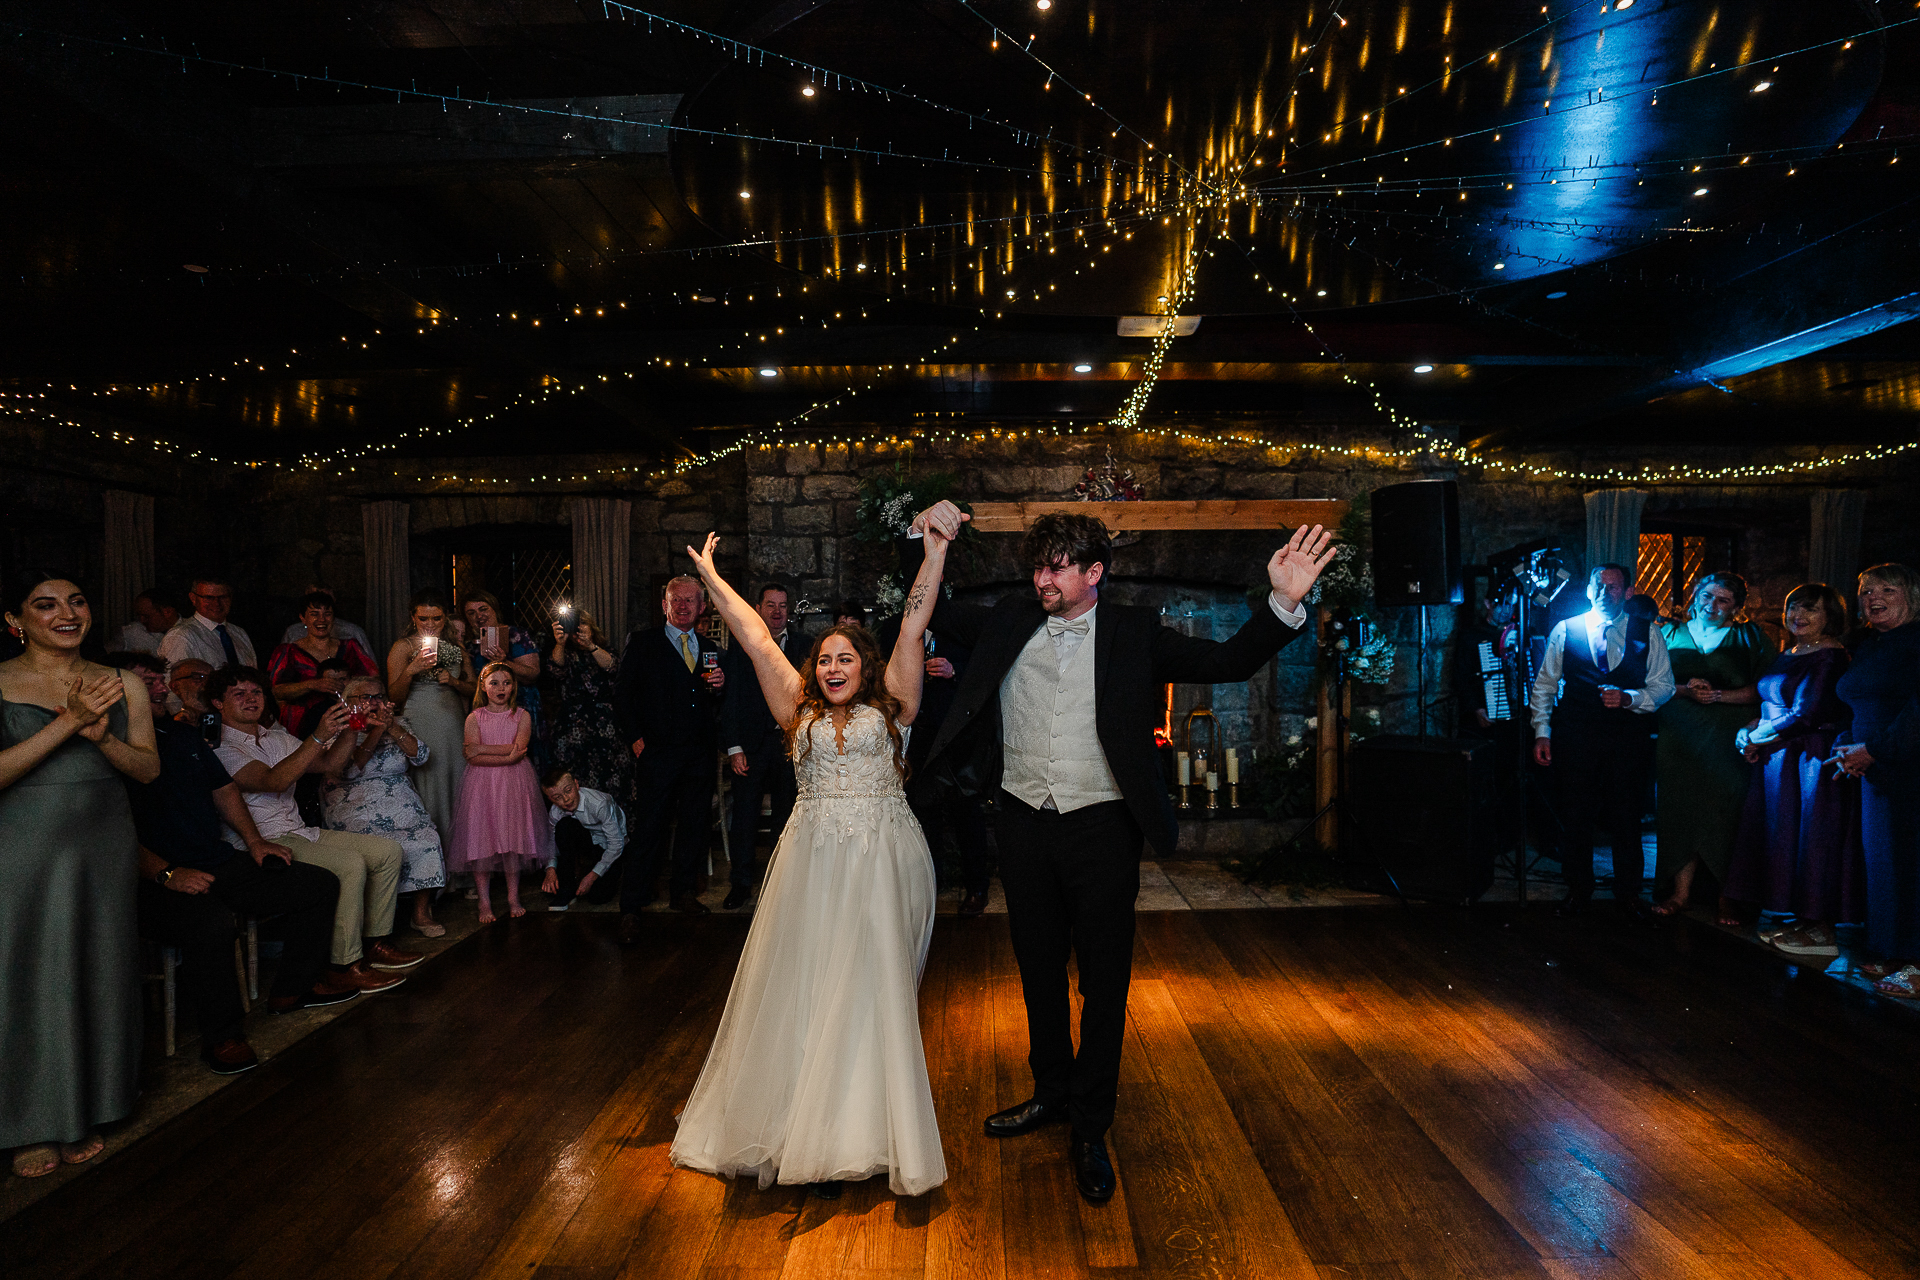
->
[1477,639,1513,722]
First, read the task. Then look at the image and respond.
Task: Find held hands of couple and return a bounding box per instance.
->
[911,501,969,544]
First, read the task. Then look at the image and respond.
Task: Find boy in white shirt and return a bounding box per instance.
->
[540,768,626,910]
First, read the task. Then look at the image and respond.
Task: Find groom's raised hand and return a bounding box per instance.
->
[911,500,970,542]
[1267,524,1338,612]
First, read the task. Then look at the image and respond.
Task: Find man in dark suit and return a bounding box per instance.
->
[718,581,806,911]
[902,503,1333,1203]
[614,574,728,939]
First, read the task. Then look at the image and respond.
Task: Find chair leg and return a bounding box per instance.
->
[162,945,179,1058]
[247,917,259,1002]
[234,938,251,1014]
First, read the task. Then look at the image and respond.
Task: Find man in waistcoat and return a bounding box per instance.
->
[1530,563,1675,917]
[902,505,1334,1204]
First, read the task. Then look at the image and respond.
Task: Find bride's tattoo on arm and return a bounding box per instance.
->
[905,584,931,614]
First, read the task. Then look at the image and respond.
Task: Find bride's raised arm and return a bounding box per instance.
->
[885,527,952,727]
[685,534,806,729]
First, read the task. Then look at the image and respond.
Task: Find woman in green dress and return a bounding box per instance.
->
[1653,573,1777,920]
[2,571,159,1178]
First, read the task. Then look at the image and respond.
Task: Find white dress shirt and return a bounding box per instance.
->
[159,611,257,676]
[548,785,628,877]
[1529,610,1675,738]
[213,723,317,846]
[114,621,167,655]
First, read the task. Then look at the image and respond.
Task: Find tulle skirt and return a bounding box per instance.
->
[670,792,946,1196]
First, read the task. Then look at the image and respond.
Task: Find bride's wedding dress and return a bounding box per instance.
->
[669,703,947,1196]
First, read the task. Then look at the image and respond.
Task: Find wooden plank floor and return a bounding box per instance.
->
[12,905,1920,1279]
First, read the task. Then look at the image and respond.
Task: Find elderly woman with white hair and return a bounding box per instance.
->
[1834,563,1920,996]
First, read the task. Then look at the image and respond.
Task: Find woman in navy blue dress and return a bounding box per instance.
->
[1833,564,1920,996]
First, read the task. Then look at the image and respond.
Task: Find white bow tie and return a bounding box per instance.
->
[1047,616,1089,637]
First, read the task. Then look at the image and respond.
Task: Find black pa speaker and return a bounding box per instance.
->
[1371,480,1462,606]
[1348,734,1498,903]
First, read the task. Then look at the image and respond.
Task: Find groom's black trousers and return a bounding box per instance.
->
[994,792,1143,1142]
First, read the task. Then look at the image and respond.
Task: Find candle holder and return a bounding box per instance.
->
[1183,710,1218,820]
[1205,779,1221,810]
[1228,783,1241,809]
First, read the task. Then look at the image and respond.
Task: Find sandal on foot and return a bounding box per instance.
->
[11,1144,60,1178]
[1650,898,1687,917]
[1772,926,1839,958]
[59,1135,104,1165]
[411,919,447,938]
[1873,965,1920,998]
[1855,958,1900,979]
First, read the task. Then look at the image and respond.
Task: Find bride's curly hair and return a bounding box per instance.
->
[786,624,909,779]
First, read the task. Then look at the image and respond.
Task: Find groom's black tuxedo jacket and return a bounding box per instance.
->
[901,536,1308,856]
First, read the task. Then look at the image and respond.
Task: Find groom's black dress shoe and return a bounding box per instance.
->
[809,1181,843,1200]
[983,1099,1068,1138]
[721,886,750,911]
[1069,1134,1116,1203]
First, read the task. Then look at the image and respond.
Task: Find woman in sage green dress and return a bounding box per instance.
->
[2,571,160,1179]
[386,592,475,850]
[1654,573,1777,921]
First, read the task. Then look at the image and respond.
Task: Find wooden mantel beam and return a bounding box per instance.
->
[967,499,1349,533]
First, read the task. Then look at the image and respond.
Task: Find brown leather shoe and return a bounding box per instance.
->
[959,891,989,919]
[203,1037,260,1075]
[337,961,406,993]
[673,894,711,915]
[366,939,424,971]
[619,912,642,945]
[270,973,362,1013]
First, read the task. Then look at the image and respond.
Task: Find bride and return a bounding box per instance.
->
[670,526,952,1199]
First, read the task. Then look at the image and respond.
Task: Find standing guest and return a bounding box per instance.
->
[543,608,629,821]
[614,575,727,935]
[900,505,1332,1203]
[115,589,182,655]
[159,576,257,677]
[834,601,868,630]
[169,658,215,727]
[323,676,448,938]
[387,592,474,840]
[267,591,378,738]
[1723,585,1864,957]
[449,663,554,923]
[719,582,805,911]
[461,591,547,768]
[280,583,372,652]
[1654,574,1777,919]
[540,767,626,909]
[208,666,419,987]
[106,652,353,1067]
[1,572,159,1179]
[1833,564,1920,996]
[1530,563,1675,917]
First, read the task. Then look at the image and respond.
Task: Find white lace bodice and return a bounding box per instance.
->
[791,704,907,801]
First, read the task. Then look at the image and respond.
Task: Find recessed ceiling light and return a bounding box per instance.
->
[1614,0,1633,8]
[1036,0,1051,8]
[1073,363,1094,373]
[1751,81,1771,93]
[183,263,209,273]
[1413,364,1435,374]
[1693,187,1709,196]
[802,85,816,97]
[758,368,778,377]
[1546,290,1568,299]
[1493,262,1506,270]
[1316,289,1328,296]
[738,189,752,199]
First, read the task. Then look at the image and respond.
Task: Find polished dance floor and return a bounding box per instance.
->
[12,904,1920,1279]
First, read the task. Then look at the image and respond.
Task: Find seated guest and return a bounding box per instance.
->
[833,600,868,630]
[461,590,546,768]
[1833,564,1920,997]
[106,655,357,1066]
[206,666,421,986]
[322,677,448,938]
[115,589,182,655]
[280,583,371,652]
[170,658,215,726]
[718,582,804,910]
[543,608,630,823]
[159,576,257,676]
[268,591,378,738]
[540,767,625,909]
[1530,563,1675,916]
[1724,584,1864,957]
[1654,574,1776,920]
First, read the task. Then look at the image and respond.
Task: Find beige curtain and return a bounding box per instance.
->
[1808,489,1866,594]
[361,501,412,658]
[101,490,154,638]
[1584,488,1647,581]
[569,497,631,638]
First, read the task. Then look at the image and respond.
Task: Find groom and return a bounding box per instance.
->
[902,504,1334,1202]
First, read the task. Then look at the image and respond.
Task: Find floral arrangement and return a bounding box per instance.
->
[853,462,969,544]
[1301,492,1394,687]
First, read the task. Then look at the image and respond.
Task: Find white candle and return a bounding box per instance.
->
[1226,749,1240,784]
[1206,770,1220,791]
[1177,752,1191,785]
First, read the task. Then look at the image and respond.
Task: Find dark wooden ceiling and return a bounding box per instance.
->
[1,0,1917,466]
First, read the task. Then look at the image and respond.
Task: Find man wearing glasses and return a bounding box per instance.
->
[160,577,258,678]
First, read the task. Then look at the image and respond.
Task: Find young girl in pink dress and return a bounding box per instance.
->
[450,662,554,922]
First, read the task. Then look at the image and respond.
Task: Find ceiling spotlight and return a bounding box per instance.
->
[1751,81,1771,93]
[1036,0,1051,8]
[1693,187,1709,196]
[802,85,816,97]
[1493,262,1506,270]
[758,368,778,378]
[1546,290,1568,299]
[1316,289,1328,297]
[1073,363,1094,373]
[1413,364,1435,374]
[1614,0,1633,8]
[738,189,751,199]
[183,263,209,273]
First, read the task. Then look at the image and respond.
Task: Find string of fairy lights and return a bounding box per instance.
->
[7,4,1917,488]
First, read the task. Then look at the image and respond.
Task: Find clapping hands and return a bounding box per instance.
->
[63,672,124,739]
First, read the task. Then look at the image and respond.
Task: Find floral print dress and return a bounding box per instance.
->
[544,649,632,807]
[321,722,447,893]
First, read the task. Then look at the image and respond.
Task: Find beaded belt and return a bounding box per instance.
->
[795,790,907,801]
